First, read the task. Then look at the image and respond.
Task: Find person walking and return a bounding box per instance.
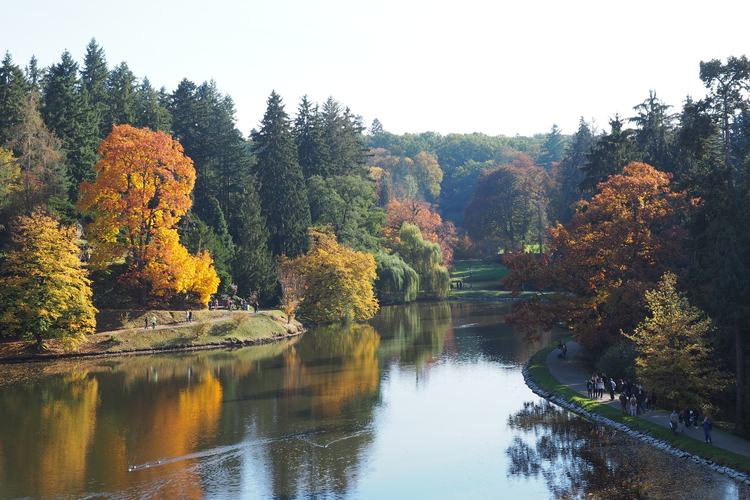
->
[619,392,628,414]
[670,410,680,434]
[151,316,157,329]
[608,378,616,401]
[629,395,638,416]
[702,416,713,444]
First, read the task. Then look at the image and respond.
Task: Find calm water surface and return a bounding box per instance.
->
[0,301,746,499]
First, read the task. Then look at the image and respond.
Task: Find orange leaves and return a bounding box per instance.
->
[77,125,218,305]
[503,163,689,354]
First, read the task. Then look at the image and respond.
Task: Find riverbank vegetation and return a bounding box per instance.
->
[1,41,750,435]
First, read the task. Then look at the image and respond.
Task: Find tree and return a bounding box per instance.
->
[282,227,379,323]
[80,38,109,138]
[77,124,219,305]
[395,222,450,298]
[0,209,97,350]
[549,118,594,224]
[104,62,138,128]
[464,156,548,250]
[539,124,566,169]
[307,174,382,251]
[170,79,249,220]
[252,91,311,257]
[504,163,688,355]
[0,52,28,147]
[41,50,100,200]
[580,115,635,192]
[231,180,278,305]
[4,87,67,213]
[294,95,330,178]
[699,55,750,171]
[374,250,419,304]
[321,97,367,177]
[134,78,171,132]
[383,199,456,266]
[626,273,726,409]
[629,91,675,171]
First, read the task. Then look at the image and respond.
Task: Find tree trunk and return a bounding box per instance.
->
[736,324,746,434]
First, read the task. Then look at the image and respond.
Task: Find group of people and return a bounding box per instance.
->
[207,297,259,313]
[557,342,568,358]
[670,408,714,443]
[585,373,659,417]
[584,371,715,444]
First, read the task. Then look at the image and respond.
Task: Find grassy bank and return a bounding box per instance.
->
[527,342,750,473]
[0,310,303,362]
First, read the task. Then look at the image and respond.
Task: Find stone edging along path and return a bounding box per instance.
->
[522,359,750,485]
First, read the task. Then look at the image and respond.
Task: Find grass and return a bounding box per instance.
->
[0,310,302,361]
[527,342,750,474]
[450,260,510,292]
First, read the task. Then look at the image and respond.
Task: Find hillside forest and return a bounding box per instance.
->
[1,41,750,432]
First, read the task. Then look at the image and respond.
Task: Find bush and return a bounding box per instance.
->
[595,341,638,381]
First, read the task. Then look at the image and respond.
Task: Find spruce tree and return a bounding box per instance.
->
[232,181,278,305]
[0,52,28,148]
[81,38,109,138]
[105,62,138,128]
[294,95,330,178]
[41,51,99,200]
[134,77,171,132]
[252,91,311,257]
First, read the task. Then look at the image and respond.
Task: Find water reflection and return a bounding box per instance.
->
[507,400,748,499]
[0,302,746,499]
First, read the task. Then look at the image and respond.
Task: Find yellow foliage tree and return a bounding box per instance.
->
[0,209,97,350]
[284,227,378,323]
[77,125,219,305]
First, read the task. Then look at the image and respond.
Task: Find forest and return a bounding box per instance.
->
[1,40,750,433]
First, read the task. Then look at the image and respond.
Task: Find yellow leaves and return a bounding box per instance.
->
[0,210,97,349]
[283,227,379,323]
[77,125,217,305]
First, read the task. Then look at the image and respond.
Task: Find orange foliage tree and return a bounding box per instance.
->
[77,125,219,305]
[503,163,690,354]
[383,199,457,267]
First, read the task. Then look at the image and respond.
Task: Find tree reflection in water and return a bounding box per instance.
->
[506,401,749,499]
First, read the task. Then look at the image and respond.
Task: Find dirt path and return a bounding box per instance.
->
[547,341,750,458]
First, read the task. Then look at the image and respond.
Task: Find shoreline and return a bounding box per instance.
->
[0,310,305,364]
[523,341,750,483]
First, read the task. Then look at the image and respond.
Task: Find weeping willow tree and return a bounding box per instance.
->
[374,251,419,304]
[395,223,450,298]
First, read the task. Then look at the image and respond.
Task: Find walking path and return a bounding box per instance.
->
[547,341,750,459]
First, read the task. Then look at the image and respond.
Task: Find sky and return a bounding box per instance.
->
[4,0,750,139]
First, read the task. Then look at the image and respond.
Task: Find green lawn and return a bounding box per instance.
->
[450,260,510,292]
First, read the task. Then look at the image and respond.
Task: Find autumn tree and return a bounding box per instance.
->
[625,273,726,410]
[464,155,549,251]
[0,209,97,350]
[4,87,67,214]
[77,124,219,305]
[383,199,457,266]
[504,163,688,355]
[282,227,378,323]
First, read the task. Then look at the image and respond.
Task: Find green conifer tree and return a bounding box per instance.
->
[252,91,311,257]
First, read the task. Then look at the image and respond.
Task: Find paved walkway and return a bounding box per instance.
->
[547,341,750,459]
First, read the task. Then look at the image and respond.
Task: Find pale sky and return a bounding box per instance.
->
[4,0,750,138]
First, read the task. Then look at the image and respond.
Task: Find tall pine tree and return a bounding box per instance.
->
[252,91,311,257]
[41,51,99,200]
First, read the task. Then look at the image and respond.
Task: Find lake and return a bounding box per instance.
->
[0,301,746,499]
